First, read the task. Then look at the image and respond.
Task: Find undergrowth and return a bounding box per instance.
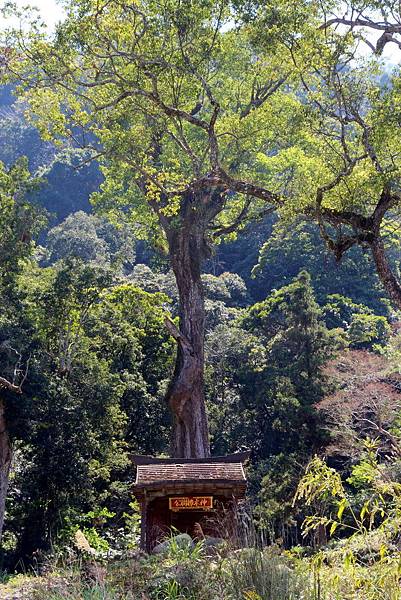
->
[2,541,399,600]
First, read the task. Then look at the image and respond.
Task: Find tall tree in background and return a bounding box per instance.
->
[4,0,401,457]
[0,158,42,540]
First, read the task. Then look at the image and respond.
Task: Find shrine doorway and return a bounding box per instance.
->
[170,508,211,538]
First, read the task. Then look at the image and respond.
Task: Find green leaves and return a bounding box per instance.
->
[295,431,401,556]
[337,497,347,520]
[3,257,177,554]
[0,0,313,238]
[294,455,346,508]
[4,0,401,284]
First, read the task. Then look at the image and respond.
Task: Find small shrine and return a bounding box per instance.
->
[132,451,249,552]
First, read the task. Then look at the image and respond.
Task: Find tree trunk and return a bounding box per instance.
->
[370,237,401,311]
[165,206,211,458]
[0,398,12,543]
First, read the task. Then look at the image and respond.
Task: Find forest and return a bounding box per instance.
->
[0,0,401,598]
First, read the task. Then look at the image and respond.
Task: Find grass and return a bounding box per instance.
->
[0,537,400,600]
[224,548,313,600]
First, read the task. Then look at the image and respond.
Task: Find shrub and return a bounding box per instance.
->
[348,313,391,349]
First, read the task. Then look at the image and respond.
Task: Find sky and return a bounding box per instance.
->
[33,0,65,30]
[379,44,399,66]
[1,0,65,32]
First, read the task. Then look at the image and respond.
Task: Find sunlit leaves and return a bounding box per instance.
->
[4,0,401,270]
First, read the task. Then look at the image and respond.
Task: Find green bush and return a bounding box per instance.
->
[322,294,372,330]
[348,313,391,349]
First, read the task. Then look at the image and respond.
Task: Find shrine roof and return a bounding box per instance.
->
[132,452,249,489]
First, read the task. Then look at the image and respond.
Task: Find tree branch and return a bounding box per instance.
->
[0,377,22,394]
[240,76,288,118]
[321,14,401,54]
[210,201,276,238]
[321,16,401,34]
[164,317,193,356]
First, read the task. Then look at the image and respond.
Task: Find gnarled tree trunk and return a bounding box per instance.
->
[0,398,12,542]
[164,194,214,458]
[370,236,401,311]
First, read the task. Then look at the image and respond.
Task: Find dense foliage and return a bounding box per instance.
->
[0,194,398,562]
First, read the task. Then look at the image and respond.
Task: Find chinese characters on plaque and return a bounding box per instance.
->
[169,496,213,511]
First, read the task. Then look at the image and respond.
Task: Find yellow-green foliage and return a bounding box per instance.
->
[6,0,400,245]
[293,438,401,600]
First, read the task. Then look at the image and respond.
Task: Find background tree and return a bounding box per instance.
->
[44,211,136,271]
[207,271,337,458]
[0,158,43,541]
[252,220,389,312]
[6,259,174,558]
[0,90,102,222]
[206,271,338,539]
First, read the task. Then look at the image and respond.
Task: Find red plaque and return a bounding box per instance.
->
[169,496,213,511]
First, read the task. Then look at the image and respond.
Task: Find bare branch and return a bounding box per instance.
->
[240,76,288,119]
[164,316,193,356]
[211,201,276,238]
[0,377,22,394]
[321,13,401,54]
[321,16,401,34]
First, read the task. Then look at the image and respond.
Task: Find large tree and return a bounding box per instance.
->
[0,158,42,540]
[255,36,401,310]
[4,0,401,457]
[4,0,301,457]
